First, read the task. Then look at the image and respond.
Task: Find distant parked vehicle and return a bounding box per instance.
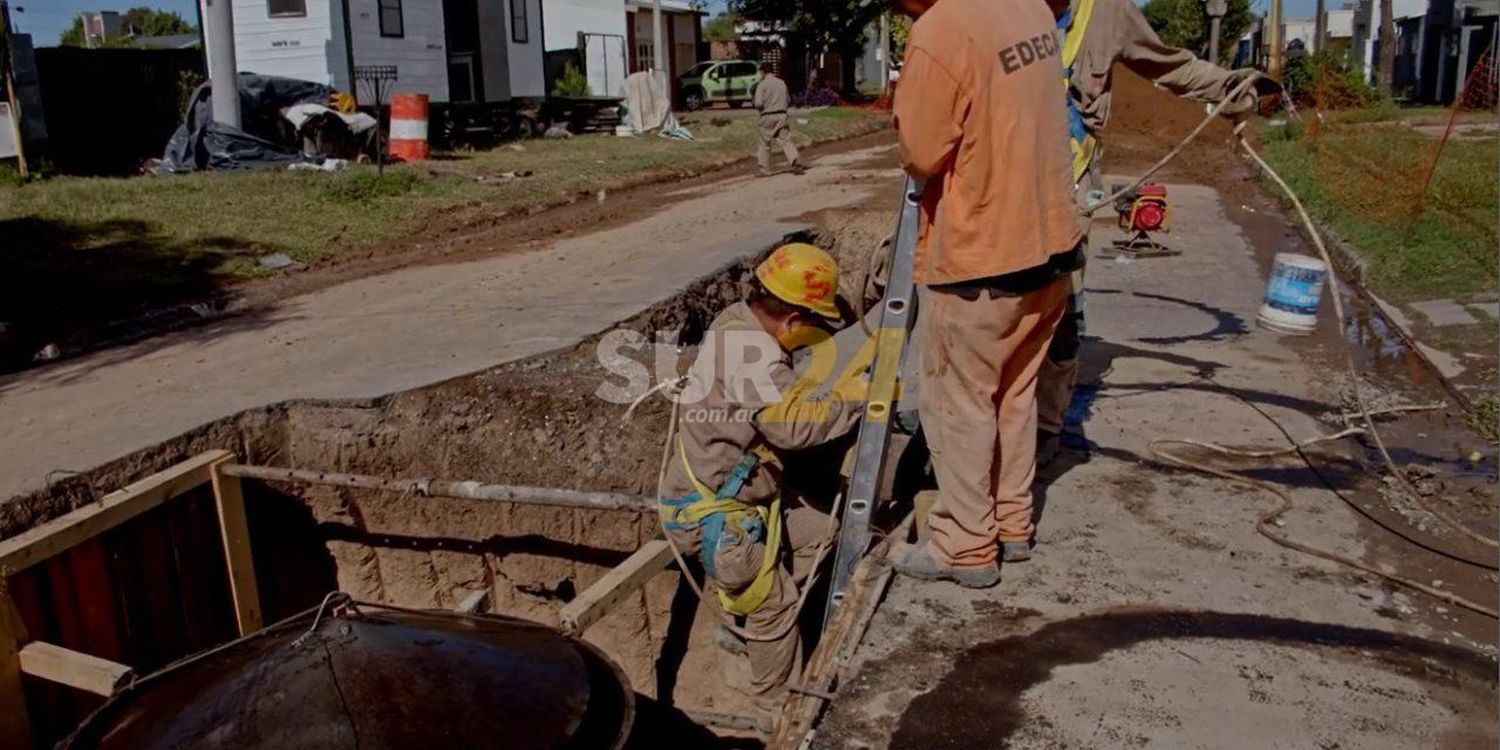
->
[678,60,761,111]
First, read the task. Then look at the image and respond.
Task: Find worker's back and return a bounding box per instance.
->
[755,74,789,113]
[896,0,1082,285]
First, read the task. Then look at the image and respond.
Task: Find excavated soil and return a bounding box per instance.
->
[1,205,900,739]
[1102,67,1258,200]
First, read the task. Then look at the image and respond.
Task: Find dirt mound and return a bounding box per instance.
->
[1101,67,1256,196]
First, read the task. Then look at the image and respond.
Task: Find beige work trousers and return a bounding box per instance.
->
[1037,267,1084,435]
[757,113,800,174]
[919,276,1069,566]
[667,505,835,709]
[1039,171,1097,434]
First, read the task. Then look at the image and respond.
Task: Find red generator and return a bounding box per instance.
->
[1108,182,1177,258]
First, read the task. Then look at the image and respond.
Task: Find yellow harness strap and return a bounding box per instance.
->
[670,441,783,616]
[1062,0,1099,182]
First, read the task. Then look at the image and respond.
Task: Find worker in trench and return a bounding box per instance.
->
[888,0,1084,585]
[657,242,866,732]
[1035,0,1276,466]
[754,62,804,177]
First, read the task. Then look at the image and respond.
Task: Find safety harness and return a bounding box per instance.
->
[1059,0,1099,182]
[659,441,784,616]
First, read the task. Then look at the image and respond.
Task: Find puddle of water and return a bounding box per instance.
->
[889,608,1497,749]
[1335,285,1446,394]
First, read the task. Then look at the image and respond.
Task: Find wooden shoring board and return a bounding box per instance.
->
[559,539,675,635]
[0,450,232,573]
[209,456,263,636]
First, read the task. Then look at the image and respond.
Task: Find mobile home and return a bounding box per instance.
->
[230,0,545,104]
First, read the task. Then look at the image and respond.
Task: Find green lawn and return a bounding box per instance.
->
[0,107,886,365]
[1258,117,1498,301]
[2,107,882,277]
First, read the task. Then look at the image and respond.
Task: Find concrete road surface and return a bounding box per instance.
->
[0,146,900,500]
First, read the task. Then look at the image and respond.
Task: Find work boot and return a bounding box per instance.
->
[790,162,806,175]
[1001,541,1033,563]
[894,544,1001,589]
[1037,429,1061,468]
[713,624,748,657]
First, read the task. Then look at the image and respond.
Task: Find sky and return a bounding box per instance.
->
[14,0,1322,50]
[14,0,201,46]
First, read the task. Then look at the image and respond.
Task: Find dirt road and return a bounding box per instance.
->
[0,146,896,500]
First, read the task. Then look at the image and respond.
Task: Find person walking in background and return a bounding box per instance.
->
[754,62,803,177]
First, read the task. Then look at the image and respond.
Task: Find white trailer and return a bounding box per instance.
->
[228,0,544,104]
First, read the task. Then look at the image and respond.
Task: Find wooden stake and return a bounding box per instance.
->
[0,578,34,749]
[210,457,263,636]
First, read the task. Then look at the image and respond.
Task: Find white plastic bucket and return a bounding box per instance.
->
[1257,253,1327,334]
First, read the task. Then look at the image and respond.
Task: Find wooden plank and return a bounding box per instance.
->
[0,581,35,749]
[210,458,263,636]
[559,540,675,636]
[0,450,232,573]
[17,642,132,698]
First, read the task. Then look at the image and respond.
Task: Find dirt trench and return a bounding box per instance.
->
[1,203,899,744]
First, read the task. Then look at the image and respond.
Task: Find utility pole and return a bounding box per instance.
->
[651,0,666,86]
[200,0,241,128]
[1206,0,1227,64]
[1314,0,1327,53]
[878,11,890,91]
[1267,0,1284,78]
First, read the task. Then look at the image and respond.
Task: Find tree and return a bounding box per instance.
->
[1375,0,1396,95]
[121,7,194,36]
[1141,0,1252,65]
[705,12,740,44]
[889,13,911,65]
[59,7,195,47]
[730,0,883,93]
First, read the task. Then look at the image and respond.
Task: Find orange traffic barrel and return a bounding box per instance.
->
[389,93,430,161]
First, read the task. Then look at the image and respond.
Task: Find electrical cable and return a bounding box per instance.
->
[637,78,1500,637]
[1234,122,1497,551]
[1142,104,1499,618]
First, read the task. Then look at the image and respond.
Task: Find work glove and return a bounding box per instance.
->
[1218,69,1285,123]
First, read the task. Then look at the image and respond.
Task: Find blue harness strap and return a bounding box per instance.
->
[659,451,766,580]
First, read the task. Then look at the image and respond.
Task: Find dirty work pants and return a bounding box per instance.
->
[667,505,835,710]
[919,277,1069,566]
[1039,172,1098,435]
[1037,265,1084,435]
[757,113,800,174]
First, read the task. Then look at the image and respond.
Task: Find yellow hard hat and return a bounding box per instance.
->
[756,242,841,320]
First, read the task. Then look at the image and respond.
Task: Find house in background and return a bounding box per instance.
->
[229,0,545,105]
[623,0,703,82]
[131,33,201,49]
[543,0,704,98]
[1282,8,1356,56]
[1353,0,1498,102]
[543,0,629,96]
[79,11,125,48]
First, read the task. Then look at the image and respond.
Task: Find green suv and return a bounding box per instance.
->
[678,60,761,110]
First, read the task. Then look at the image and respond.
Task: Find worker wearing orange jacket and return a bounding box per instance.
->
[1036,0,1267,465]
[890,0,1084,585]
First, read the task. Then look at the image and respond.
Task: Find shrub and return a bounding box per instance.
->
[552,61,591,98]
[1284,51,1377,109]
[790,86,839,108]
